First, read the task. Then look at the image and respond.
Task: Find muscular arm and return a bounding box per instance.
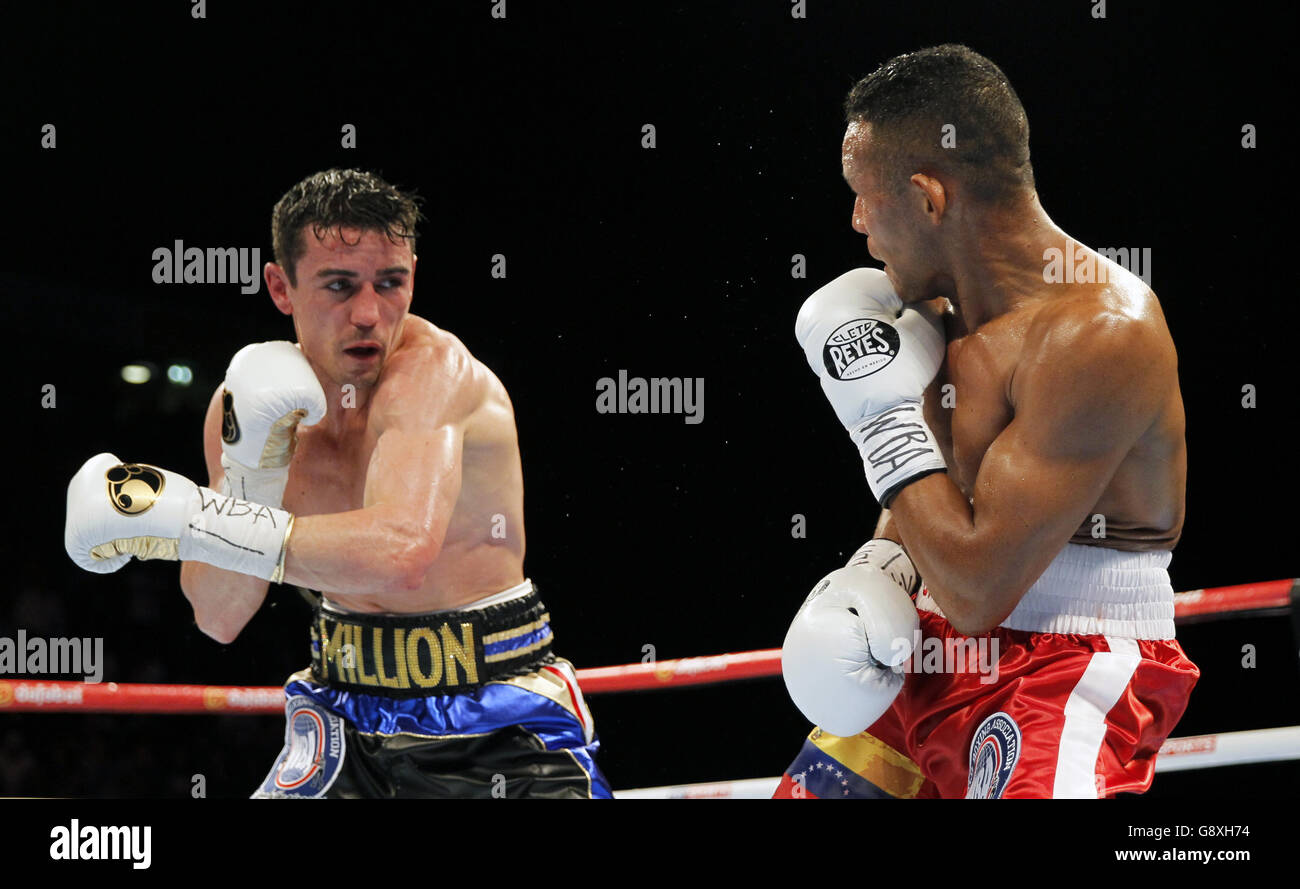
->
[888,310,1176,635]
[181,344,477,640]
[179,386,271,643]
[279,346,473,595]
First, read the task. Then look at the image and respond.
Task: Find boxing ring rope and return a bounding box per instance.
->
[2,578,1297,796]
[615,726,1300,798]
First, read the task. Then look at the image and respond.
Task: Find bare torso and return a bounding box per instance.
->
[282,316,526,613]
[923,258,1186,552]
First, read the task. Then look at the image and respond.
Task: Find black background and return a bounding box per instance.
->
[1,0,1295,811]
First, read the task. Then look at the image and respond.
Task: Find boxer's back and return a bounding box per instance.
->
[285,315,526,613]
[926,249,1186,552]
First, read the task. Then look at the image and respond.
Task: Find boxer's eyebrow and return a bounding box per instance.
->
[315,266,410,278]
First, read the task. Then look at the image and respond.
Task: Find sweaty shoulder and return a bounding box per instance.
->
[1016,273,1176,407]
[370,316,492,433]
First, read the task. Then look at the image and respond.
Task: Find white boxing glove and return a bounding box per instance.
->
[220,341,327,506]
[781,539,921,738]
[795,268,947,506]
[65,453,293,582]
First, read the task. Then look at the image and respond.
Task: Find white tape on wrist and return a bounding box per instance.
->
[220,453,290,508]
[848,401,946,506]
[179,488,293,582]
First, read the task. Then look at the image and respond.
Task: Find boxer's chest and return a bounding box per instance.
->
[930,313,1030,496]
[282,424,377,516]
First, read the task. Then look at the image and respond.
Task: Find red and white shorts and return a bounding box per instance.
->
[775,544,1200,799]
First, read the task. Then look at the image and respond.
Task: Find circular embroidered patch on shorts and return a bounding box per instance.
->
[257,696,346,798]
[966,711,1021,799]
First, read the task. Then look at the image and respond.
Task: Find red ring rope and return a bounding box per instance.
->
[0,578,1292,713]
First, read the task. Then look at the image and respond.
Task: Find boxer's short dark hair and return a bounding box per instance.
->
[272,169,424,286]
[844,44,1034,204]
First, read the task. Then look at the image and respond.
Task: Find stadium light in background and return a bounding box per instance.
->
[120,364,151,384]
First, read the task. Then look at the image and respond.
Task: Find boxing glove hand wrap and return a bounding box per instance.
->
[795,268,948,506]
[848,402,947,507]
[66,453,294,583]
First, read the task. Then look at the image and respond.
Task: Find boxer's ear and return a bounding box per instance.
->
[266,262,294,316]
[909,173,947,219]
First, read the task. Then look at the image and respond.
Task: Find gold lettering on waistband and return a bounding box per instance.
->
[315,610,513,691]
[342,624,358,685]
[324,620,347,683]
[316,611,328,674]
[406,628,443,687]
[354,624,378,687]
[441,622,478,686]
[373,628,402,689]
[391,628,410,690]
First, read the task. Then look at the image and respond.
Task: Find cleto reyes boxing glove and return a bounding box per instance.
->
[795,268,947,506]
[781,539,921,737]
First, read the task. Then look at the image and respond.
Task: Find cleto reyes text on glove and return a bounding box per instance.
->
[795,268,948,506]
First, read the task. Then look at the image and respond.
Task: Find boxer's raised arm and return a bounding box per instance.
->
[279,346,475,595]
[890,310,1175,635]
[179,385,271,643]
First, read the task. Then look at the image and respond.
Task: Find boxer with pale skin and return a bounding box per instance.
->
[67,169,609,797]
[181,226,526,638]
[778,45,1197,799]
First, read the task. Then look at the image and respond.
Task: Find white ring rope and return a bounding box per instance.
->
[613,725,1300,798]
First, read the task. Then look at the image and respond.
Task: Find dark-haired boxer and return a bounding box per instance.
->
[777,46,1198,798]
[66,169,610,798]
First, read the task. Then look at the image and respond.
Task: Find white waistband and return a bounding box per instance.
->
[465,579,535,610]
[916,544,1175,639]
